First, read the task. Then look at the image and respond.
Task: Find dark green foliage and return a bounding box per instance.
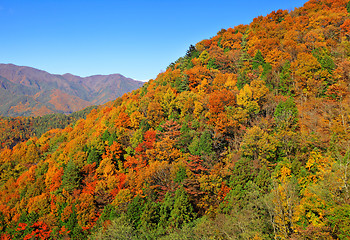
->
[174,166,187,183]
[87,147,102,165]
[178,57,194,71]
[172,45,199,71]
[35,161,49,176]
[328,205,350,239]
[256,165,271,193]
[33,106,97,137]
[0,161,26,186]
[140,200,161,233]
[101,130,110,142]
[18,211,39,225]
[279,61,293,95]
[65,206,85,240]
[108,132,118,146]
[172,75,189,93]
[0,212,5,233]
[274,97,298,130]
[198,131,213,155]
[237,70,249,90]
[56,203,85,239]
[158,192,174,233]
[0,105,96,150]
[61,160,81,193]
[32,114,70,137]
[169,187,196,229]
[179,121,194,150]
[89,215,136,240]
[312,47,335,74]
[252,50,265,69]
[93,204,120,230]
[347,1,350,14]
[188,131,213,156]
[207,58,218,69]
[178,77,190,92]
[224,158,254,211]
[126,195,145,229]
[69,105,98,120]
[167,62,176,70]
[261,62,272,79]
[217,37,223,48]
[186,45,199,59]
[11,211,40,239]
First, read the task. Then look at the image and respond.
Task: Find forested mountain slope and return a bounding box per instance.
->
[0,105,97,150]
[0,64,143,116]
[1,0,350,239]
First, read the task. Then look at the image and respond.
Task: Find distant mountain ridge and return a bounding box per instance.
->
[0,64,144,116]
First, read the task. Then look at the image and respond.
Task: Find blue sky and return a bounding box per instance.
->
[0,0,307,81]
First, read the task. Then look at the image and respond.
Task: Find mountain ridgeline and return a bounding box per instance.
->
[1,0,350,239]
[0,64,144,116]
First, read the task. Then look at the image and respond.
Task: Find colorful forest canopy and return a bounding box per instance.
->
[1,0,350,239]
[0,105,97,150]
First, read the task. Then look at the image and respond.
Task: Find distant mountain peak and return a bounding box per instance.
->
[0,64,144,116]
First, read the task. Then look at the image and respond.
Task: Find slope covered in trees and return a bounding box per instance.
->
[0,105,97,150]
[1,0,350,239]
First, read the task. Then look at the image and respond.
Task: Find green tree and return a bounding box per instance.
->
[252,50,265,69]
[223,158,254,212]
[240,126,278,163]
[274,98,298,130]
[89,215,135,240]
[140,200,160,233]
[126,195,144,230]
[279,61,293,95]
[207,58,218,69]
[188,131,213,156]
[186,45,199,59]
[61,160,81,193]
[87,147,101,165]
[158,192,174,234]
[312,48,335,74]
[328,205,350,239]
[169,187,196,229]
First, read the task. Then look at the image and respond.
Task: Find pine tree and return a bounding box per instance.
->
[169,187,196,228]
[61,160,81,193]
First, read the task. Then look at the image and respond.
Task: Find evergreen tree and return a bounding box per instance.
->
[61,160,81,193]
[87,147,101,165]
[158,192,174,234]
[126,195,144,230]
[274,98,298,130]
[169,187,196,229]
[252,50,265,69]
[186,45,199,59]
[140,200,160,233]
[279,61,293,95]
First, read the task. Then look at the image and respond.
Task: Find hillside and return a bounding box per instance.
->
[0,105,97,150]
[1,0,350,239]
[0,64,144,116]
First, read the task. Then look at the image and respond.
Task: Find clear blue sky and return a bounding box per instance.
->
[0,0,307,81]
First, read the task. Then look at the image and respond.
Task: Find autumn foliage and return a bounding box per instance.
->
[1,0,350,239]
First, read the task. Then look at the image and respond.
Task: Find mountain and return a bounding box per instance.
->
[1,0,350,239]
[0,64,144,116]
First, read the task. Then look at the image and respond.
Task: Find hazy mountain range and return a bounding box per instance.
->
[0,64,144,116]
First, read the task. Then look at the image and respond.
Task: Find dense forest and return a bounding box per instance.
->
[1,0,350,239]
[0,106,97,150]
